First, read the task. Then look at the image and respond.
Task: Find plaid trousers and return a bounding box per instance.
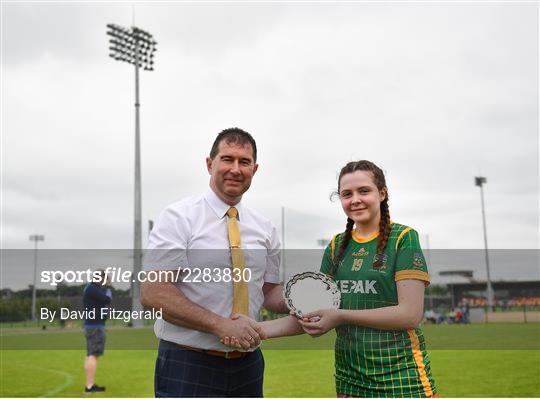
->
[155,340,265,397]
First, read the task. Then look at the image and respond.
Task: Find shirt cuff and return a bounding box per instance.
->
[263,273,280,284]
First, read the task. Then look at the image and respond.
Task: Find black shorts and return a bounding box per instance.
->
[85,327,106,356]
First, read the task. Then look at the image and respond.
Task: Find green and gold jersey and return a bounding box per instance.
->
[320,222,436,398]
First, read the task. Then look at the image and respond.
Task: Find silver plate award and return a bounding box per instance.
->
[284,272,341,319]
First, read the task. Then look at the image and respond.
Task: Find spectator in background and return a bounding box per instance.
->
[436,312,445,324]
[454,308,463,323]
[447,309,456,323]
[82,270,112,393]
[460,299,470,324]
[424,309,437,324]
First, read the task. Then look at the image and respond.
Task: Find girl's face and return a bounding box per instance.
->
[339,170,386,227]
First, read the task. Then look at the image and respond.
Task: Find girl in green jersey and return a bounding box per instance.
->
[297,160,437,397]
[225,160,437,397]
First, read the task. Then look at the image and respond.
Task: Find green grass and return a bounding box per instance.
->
[3,322,538,350]
[1,323,539,397]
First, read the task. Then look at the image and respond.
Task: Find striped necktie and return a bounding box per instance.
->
[227,207,249,315]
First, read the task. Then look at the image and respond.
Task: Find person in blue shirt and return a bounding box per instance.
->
[82,270,112,393]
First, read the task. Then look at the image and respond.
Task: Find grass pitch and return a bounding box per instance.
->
[1,323,539,397]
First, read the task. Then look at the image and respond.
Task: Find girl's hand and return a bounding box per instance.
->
[298,309,342,337]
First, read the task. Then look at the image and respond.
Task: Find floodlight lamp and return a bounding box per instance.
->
[474,176,487,187]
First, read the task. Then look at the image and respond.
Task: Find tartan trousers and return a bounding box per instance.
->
[155,340,265,398]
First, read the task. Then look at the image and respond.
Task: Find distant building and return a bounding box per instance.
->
[448,280,540,308]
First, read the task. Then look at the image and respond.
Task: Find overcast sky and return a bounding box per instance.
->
[2,1,538,267]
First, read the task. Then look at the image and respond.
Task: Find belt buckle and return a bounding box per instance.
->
[224,351,234,359]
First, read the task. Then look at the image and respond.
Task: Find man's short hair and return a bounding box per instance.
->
[92,269,106,284]
[209,128,257,162]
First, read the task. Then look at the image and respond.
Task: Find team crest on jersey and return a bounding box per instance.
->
[413,253,425,268]
[352,248,369,257]
[351,258,363,271]
[372,254,388,271]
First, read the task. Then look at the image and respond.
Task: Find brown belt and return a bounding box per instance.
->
[175,343,248,359]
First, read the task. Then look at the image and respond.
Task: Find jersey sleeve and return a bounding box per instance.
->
[319,234,338,275]
[394,228,430,286]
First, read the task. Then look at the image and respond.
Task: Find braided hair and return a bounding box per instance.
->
[329,160,392,277]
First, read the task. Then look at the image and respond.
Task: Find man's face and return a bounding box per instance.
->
[206,140,258,205]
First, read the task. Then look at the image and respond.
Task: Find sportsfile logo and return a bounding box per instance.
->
[338,280,378,294]
[39,266,251,286]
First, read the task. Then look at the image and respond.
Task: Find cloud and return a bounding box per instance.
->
[2,2,537,260]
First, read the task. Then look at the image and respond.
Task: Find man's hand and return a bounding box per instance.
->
[215,315,266,350]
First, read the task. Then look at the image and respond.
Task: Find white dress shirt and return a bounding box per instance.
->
[145,188,281,350]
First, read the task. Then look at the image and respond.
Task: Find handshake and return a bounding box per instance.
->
[218,313,267,350]
[218,311,329,350]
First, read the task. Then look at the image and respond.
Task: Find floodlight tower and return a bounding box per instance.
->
[475,176,494,312]
[29,234,44,321]
[106,24,157,326]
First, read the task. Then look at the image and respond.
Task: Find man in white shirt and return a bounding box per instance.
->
[141,128,288,397]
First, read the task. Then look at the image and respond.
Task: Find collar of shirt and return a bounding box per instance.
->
[204,188,244,221]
